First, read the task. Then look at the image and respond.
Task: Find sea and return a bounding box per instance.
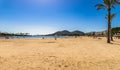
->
[9,35,71,39]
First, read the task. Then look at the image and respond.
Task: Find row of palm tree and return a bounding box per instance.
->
[95,0,120,43]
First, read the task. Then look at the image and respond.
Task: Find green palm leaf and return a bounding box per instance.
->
[104,0,110,5]
[105,13,116,21]
[95,4,106,10]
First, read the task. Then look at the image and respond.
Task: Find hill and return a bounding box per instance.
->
[48,30,85,36]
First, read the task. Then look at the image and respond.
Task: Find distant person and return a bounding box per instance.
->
[42,37,44,39]
[54,35,57,40]
[55,37,57,40]
[5,36,9,39]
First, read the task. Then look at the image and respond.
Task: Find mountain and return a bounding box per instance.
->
[71,30,84,35]
[54,30,71,36]
[47,27,120,36]
[48,30,85,36]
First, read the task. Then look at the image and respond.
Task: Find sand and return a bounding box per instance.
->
[0,37,120,70]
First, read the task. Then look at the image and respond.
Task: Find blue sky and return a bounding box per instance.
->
[0,0,120,35]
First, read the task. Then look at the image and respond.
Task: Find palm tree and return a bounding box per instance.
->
[95,0,120,43]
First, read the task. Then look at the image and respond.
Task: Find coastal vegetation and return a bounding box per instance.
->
[0,32,29,37]
[111,27,120,40]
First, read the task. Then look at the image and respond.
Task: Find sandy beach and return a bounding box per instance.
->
[0,37,120,70]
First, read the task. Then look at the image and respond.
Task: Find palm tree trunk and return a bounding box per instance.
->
[111,35,114,41]
[107,8,111,43]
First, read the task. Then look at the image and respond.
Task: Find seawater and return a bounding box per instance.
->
[10,36,70,39]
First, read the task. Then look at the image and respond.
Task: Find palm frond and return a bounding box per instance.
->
[110,13,116,20]
[112,0,120,5]
[105,13,116,21]
[111,5,115,8]
[114,0,120,4]
[113,0,120,3]
[104,0,110,5]
[95,4,106,10]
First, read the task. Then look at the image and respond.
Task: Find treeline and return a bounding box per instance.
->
[85,32,106,37]
[86,27,120,37]
[111,27,120,36]
[0,32,30,36]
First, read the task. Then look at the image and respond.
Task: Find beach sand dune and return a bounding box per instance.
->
[0,37,120,70]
